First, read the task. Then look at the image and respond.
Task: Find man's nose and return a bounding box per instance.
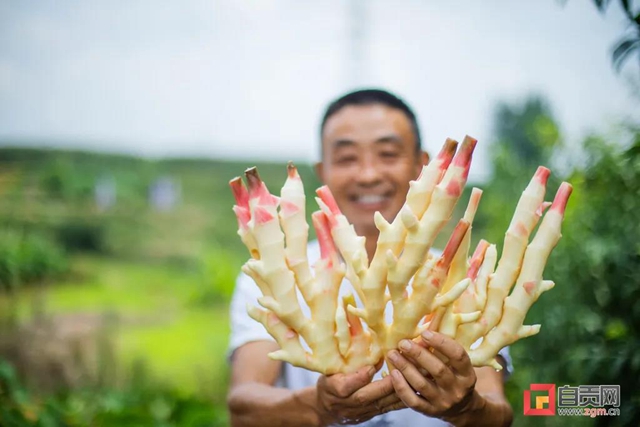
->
[356,157,383,186]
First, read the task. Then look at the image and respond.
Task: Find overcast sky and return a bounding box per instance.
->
[0,0,638,180]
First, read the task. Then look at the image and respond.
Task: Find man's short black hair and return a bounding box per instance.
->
[319,88,422,155]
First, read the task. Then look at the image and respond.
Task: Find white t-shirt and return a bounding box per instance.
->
[228,240,512,427]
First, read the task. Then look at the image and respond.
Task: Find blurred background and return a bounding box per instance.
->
[0,0,638,426]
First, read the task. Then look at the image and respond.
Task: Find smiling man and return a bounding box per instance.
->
[227,89,514,426]
[315,91,428,262]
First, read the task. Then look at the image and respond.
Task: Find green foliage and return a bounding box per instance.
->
[40,157,94,201]
[0,229,67,290]
[0,360,229,427]
[477,96,639,426]
[525,133,640,426]
[190,244,243,306]
[476,96,563,241]
[55,221,107,253]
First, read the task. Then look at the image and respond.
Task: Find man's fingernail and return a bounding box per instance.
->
[367,366,376,376]
[422,330,434,340]
[388,350,399,362]
[399,340,411,351]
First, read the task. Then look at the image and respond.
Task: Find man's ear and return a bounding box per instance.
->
[420,150,430,166]
[415,150,430,175]
[314,161,325,184]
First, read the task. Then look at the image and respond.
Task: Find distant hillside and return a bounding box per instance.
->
[0,147,322,263]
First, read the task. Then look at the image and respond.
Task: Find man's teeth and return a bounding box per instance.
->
[357,195,387,204]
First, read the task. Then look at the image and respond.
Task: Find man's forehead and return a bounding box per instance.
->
[322,104,413,143]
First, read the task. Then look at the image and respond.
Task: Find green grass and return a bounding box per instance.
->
[118,309,229,398]
[9,255,232,402]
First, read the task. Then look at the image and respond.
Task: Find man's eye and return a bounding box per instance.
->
[380,151,399,159]
[336,155,357,164]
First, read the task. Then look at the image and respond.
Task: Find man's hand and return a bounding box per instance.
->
[386,331,478,419]
[316,365,405,425]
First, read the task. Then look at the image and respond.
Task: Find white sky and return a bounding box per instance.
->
[0,0,638,180]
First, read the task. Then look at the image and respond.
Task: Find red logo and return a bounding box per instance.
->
[524,384,556,416]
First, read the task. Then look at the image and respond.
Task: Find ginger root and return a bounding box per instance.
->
[230,136,572,374]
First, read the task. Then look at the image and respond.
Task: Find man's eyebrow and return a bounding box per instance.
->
[375,135,403,146]
[332,139,355,149]
[332,136,402,149]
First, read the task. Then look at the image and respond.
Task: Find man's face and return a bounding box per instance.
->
[317,104,427,237]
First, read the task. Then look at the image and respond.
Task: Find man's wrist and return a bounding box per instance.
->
[292,386,325,427]
[442,390,484,427]
[442,390,512,427]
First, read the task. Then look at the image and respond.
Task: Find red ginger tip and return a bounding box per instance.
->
[550,182,573,214]
[312,211,337,263]
[245,167,278,206]
[534,166,551,185]
[233,206,251,229]
[253,206,275,225]
[287,161,300,180]
[437,138,459,171]
[316,186,342,216]
[467,239,490,280]
[280,200,300,217]
[229,177,249,209]
[440,219,471,268]
[452,135,477,168]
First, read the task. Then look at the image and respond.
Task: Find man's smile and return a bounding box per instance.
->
[349,191,394,210]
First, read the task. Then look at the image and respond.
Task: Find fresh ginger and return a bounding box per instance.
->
[229,136,572,374]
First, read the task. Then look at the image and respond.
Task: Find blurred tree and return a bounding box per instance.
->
[527,132,640,426]
[477,96,639,426]
[589,0,640,73]
[476,96,562,241]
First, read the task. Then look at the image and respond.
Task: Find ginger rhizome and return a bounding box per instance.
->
[230,136,572,374]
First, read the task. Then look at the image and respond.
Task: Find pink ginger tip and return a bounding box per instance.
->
[467,239,489,280]
[469,188,483,209]
[441,219,471,267]
[286,161,300,180]
[452,135,477,168]
[534,166,551,186]
[316,186,342,215]
[253,206,275,225]
[233,206,251,230]
[437,138,459,170]
[445,179,463,197]
[229,177,249,209]
[550,182,573,214]
[280,200,300,217]
[245,167,277,206]
[312,211,337,262]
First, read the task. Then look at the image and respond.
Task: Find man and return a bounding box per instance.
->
[227,89,514,426]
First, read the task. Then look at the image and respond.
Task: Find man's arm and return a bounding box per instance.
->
[227,341,405,427]
[387,331,513,427]
[227,341,321,427]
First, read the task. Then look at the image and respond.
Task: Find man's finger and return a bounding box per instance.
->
[379,400,407,415]
[375,389,405,411]
[388,349,439,397]
[421,330,473,377]
[397,339,442,376]
[350,374,395,404]
[390,369,431,413]
[321,365,376,398]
